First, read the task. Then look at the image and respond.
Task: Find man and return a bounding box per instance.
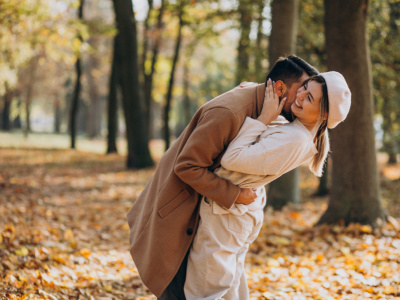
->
[127,55,318,299]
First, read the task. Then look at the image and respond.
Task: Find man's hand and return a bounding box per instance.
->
[235,188,257,205]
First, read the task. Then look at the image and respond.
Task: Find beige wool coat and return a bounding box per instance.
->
[127,83,266,297]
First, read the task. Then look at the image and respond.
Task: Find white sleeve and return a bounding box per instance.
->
[220,117,312,176]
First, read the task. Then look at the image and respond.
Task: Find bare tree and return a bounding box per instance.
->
[143,0,165,139]
[54,96,61,133]
[106,36,119,154]
[2,85,12,131]
[163,0,185,151]
[86,53,102,138]
[112,0,153,168]
[69,0,85,149]
[267,0,300,210]
[24,56,39,136]
[236,0,253,84]
[254,0,267,82]
[317,0,386,225]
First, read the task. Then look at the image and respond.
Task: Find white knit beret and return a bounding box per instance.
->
[320,71,351,129]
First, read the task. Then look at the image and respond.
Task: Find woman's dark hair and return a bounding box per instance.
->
[265,55,319,88]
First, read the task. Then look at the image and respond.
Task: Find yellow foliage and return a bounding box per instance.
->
[80,248,92,259]
[15,247,29,256]
[359,224,373,233]
[103,284,113,292]
[63,229,74,241]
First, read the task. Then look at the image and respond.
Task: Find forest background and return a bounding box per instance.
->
[1,0,400,299]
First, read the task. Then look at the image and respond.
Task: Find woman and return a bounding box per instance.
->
[184,71,351,300]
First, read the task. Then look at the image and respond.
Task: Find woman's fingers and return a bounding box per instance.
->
[258,79,286,125]
[265,79,281,110]
[279,97,287,112]
[265,79,277,102]
[265,79,271,100]
[267,81,279,107]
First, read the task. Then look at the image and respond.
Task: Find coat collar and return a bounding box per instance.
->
[254,83,266,118]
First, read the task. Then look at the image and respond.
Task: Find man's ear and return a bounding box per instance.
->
[274,80,287,97]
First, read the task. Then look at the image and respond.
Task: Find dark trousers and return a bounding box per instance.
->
[158,252,188,300]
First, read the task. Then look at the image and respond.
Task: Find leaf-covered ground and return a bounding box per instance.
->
[0,147,399,300]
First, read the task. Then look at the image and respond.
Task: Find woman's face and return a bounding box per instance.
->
[291,80,323,129]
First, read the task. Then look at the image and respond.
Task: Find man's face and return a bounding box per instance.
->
[281,73,309,121]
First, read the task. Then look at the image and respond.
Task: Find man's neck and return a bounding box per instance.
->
[281,109,295,122]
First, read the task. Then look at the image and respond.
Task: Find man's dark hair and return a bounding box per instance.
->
[265,55,319,88]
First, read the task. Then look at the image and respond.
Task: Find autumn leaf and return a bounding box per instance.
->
[289,211,301,219]
[15,247,29,256]
[103,284,113,292]
[79,248,92,259]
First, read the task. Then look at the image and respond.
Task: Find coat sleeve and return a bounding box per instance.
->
[220,117,310,176]
[174,108,242,209]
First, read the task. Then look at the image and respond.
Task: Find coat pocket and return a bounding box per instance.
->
[158,189,191,219]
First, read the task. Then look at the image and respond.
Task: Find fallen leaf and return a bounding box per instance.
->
[15,247,29,256]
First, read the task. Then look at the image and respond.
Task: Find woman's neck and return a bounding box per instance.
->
[298,118,318,132]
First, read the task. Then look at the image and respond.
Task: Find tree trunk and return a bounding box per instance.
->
[383,1,400,165]
[317,0,385,225]
[269,0,299,63]
[175,55,192,137]
[69,0,84,149]
[236,0,253,85]
[387,153,397,165]
[70,56,82,148]
[13,92,22,129]
[381,91,397,164]
[163,0,184,151]
[25,96,30,135]
[54,97,61,133]
[113,0,153,168]
[2,88,11,131]
[140,0,154,82]
[24,57,39,136]
[267,0,300,210]
[183,60,191,127]
[86,53,101,138]
[140,0,153,136]
[144,0,165,139]
[254,0,266,82]
[266,170,300,210]
[106,36,119,154]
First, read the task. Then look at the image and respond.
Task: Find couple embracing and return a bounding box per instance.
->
[127,55,351,300]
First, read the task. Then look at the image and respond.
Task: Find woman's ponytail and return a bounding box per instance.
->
[310,123,329,177]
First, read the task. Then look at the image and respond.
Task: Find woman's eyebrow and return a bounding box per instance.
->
[304,82,315,102]
[309,91,315,102]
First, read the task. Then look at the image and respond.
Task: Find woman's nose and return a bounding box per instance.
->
[297,90,309,100]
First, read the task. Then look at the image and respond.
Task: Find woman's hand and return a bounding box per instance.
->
[257,79,286,126]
